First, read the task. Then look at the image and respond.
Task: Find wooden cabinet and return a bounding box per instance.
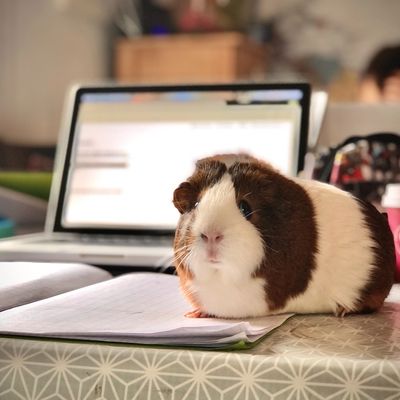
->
[114,32,267,84]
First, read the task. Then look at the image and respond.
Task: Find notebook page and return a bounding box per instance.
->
[0,262,112,311]
[0,273,292,346]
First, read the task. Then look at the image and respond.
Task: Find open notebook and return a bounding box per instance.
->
[0,265,293,349]
[0,83,310,267]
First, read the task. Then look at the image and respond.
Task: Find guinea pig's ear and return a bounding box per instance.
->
[173,181,197,214]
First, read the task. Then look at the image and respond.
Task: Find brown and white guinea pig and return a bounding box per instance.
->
[172,153,395,319]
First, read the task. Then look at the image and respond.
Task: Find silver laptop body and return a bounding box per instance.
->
[0,83,310,268]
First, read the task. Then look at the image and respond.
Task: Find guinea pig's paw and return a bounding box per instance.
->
[334,304,351,318]
[184,308,211,318]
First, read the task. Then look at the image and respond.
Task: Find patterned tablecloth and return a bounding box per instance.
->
[1,286,400,400]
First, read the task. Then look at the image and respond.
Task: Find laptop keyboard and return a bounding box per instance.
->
[38,235,173,247]
[81,235,173,247]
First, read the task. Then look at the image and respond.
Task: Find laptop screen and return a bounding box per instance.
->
[51,83,310,234]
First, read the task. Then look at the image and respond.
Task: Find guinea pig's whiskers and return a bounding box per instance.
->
[175,253,192,271]
[174,243,192,255]
[173,254,186,270]
[258,228,283,239]
[256,230,280,253]
[156,254,175,272]
[173,246,192,270]
[174,249,188,263]
[246,208,260,218]
[264,243,279,253]
[174,251,190,263]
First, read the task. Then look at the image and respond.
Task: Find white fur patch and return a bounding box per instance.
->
[280,178,376,314]
[187,174,267,318]
[190,275,268,318]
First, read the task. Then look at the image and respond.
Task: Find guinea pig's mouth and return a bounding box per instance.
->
[202,252,221,264]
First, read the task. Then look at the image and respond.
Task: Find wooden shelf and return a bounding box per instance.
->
[114,32,267,84]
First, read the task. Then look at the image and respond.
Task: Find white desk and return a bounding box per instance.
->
[1,285,399,399]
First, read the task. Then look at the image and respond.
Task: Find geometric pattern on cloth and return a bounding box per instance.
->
[1,302,400,399]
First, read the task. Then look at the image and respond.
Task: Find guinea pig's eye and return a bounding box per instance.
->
[239,200,252,220]
[193,201,199,209]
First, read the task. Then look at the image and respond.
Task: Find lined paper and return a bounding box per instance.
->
[0,273,292,347]
[0,262,112,311]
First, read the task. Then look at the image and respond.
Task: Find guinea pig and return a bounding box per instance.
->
[172,153,395,319]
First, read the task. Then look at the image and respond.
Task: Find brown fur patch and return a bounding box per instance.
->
[227,157,318,311]
[173,159,227,214]
[355,199,395,312]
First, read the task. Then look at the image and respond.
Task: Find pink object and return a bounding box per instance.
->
[382,184,400,282]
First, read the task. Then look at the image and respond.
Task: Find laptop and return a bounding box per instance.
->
[0,83,310,268]
[317,102,400,148]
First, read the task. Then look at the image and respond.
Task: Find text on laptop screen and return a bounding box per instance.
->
[60,88,306,231]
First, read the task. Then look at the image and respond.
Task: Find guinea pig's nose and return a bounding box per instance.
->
[200,232,224,243]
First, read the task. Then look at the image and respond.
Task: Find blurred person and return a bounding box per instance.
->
[359,44,400,103]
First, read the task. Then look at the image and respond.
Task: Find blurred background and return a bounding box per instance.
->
[1,0,400,151]
[0,0,399,235]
